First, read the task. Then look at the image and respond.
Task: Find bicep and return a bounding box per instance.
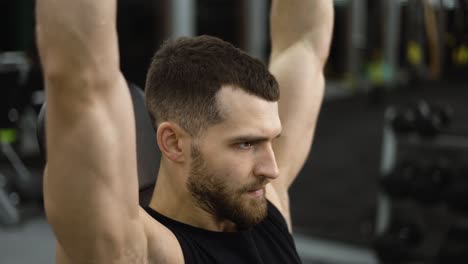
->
[44,75,146,261]
[269,43,325,190]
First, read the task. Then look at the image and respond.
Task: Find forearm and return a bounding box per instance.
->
[270,0,334,64]
[36,0,120,79]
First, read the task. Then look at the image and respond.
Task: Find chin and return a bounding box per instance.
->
[231,195,268,229]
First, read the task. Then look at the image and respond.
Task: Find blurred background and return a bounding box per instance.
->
[1,0,467,263]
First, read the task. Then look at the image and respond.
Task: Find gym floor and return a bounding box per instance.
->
[1,81,466,264]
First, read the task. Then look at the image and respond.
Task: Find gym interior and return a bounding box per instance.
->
[1,0,467,263]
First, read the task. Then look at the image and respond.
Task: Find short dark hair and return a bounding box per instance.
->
[145,35,279,136]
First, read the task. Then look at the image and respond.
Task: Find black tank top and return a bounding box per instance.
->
[144,201,302,264]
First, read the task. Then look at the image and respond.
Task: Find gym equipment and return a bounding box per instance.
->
[412,160,452,205]
[0,172,20,226]
[403,0,428,81]
[36,83,161,206]
[441,164,468,213]
[375,100,468,263]
[0,52,38,226]
[390,100,453,138]
[382,158,453,205]
[381,160,419,199]
[374,216,425,263]
[441,0,468,79]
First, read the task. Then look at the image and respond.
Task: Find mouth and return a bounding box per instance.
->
[247,187,264,198]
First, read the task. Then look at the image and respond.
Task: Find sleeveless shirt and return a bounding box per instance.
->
[144,201,302,264]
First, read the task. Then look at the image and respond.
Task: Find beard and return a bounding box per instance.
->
[186,144,268,229]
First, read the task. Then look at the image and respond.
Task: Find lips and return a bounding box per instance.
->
[247,187,264,197]
[246,181,269,193]
[244,180,269,196]
[248,186,262,192]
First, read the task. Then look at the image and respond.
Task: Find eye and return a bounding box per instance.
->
[238,142,254,150]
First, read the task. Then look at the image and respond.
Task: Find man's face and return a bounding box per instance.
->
[186,86,281,229]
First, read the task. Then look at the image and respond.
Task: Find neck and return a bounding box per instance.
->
[149,161,238,232]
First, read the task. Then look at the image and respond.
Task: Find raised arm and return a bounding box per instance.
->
[268,0,334,221]
[36,0,146,262]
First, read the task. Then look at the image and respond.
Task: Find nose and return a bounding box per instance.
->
[253,144,279,180]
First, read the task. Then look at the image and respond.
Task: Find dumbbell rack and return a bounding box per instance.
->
[375,106,468,263]
[0,52,37,226]
[0,135,21,226]
[0,129,42,227]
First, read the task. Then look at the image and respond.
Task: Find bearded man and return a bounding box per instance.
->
[37,0,334,263]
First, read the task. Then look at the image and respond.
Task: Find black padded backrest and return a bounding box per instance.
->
[36,83,160,206]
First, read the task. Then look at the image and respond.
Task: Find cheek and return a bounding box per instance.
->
[203,144,254,183]
[212,156,252,185]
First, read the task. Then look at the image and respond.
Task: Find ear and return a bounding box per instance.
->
[156,122,189,163]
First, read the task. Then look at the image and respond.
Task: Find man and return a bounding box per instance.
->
[36,0,333,263]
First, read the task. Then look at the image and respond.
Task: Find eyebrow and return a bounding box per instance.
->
[230,133,282,143]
